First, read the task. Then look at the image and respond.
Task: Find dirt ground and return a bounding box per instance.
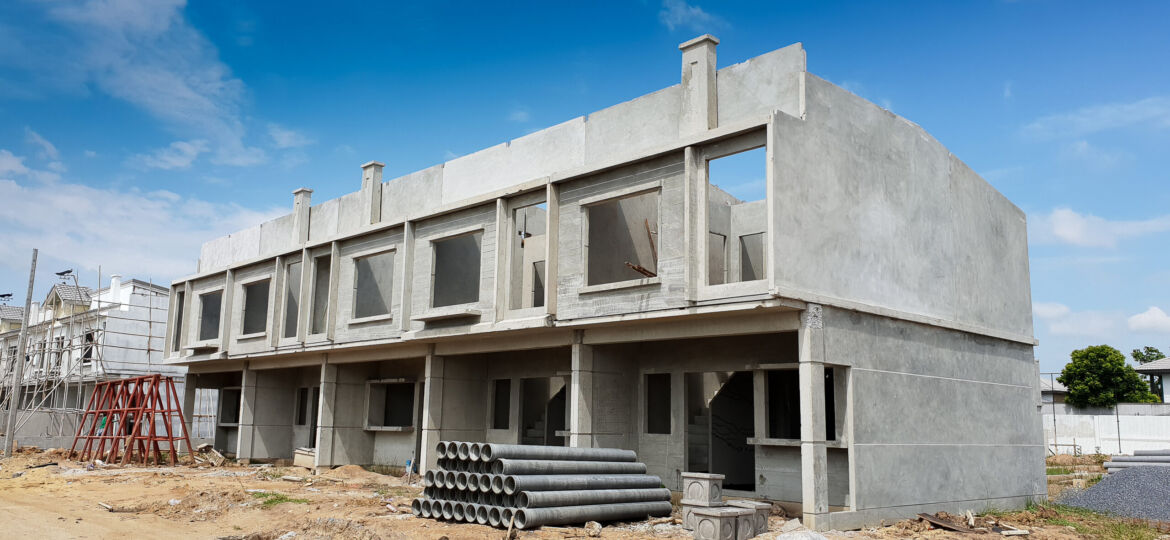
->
[0,449,1163,540]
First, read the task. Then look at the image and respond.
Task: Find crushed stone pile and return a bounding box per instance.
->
[1060,466,1170,522]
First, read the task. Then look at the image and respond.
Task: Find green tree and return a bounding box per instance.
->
[1058,345,1159,408]
[1132,346,1165,365]
[1132,346,1165,398]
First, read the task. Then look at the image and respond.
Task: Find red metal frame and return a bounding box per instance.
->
[69,375,193,465]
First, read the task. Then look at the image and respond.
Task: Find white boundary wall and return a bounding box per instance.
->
[1043,403,1170,455]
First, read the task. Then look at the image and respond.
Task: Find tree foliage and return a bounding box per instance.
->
[1132,346,1166,365]
[1058,345,1159,408]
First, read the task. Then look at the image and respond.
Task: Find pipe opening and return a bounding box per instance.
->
[517,492,530,508]
[504,475,518,495]
[515,509,529,529]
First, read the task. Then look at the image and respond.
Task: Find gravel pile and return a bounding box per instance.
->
[1060,466,1170,522]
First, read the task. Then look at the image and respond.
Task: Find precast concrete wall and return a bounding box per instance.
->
[1042,403,1170,455]
[821,307,1044,526]
[771,75,1033,341]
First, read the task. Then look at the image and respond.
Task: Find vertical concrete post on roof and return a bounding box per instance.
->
[799,304,829,529]
[679,34,719,136]
[236,364,258,462]
[360,161,384,226]
[419,345,444,471]
[316,357,337,468]
[569,330,594,448]
[292,188,313,244]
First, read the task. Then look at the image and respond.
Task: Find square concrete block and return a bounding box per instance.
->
[682,503,700,530]
[692,507,741,540]
[732,508,755,540]
[727,500,771,534]
[681,472,725,507]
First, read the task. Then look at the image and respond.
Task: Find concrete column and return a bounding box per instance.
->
[419,348,445,471]
[398,221,416,332]
[360,161,384,225]
[182,373,197,441]
[292,188,312,245]
[679,34,719,136]
[316,360,338,468]
[237,365,258,461]
[544,182,560,315]
[798,304,828,529]
[569,332,594,448]
[220,269,235,352]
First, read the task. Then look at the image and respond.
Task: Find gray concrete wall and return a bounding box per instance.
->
[771,75,1033,339]
[820,306,1044,520]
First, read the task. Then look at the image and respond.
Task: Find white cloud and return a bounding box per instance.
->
[1058,140,1128,169]
[0,149,31,176]
[1030,207,1170,248]
[658,0,724,32]
[24,127,60,160]
[1046,309,1123,339]
[1033,302,1071,320]
[1128,307,1170,334]
[128,139,209,170]
[3,0,267,166]
[267,124,314,149]
[47,161,67,173]
[507,108,530,123]
[1022,95,1170,140]
[0,171,283,281]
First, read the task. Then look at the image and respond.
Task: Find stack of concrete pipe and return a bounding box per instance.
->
[1104,449,1170,471]
[410,441,672,530]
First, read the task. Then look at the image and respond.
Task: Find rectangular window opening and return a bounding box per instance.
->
[645,373,671,434]
[295,387,309,425]
[310,255,332,333]
[353,251,394,319]
[367,382,415,428]
[707,145,766,285]
[172,291,185,352]
[82,332,95,361]
[587,191,659,286]
[509,202,548,310]
[432,232,482,308]
[241,279,270,335]
[283,261,302,338]
[766,369,800,439]
[492,379,511,430]
[198,291,223,342]
[219,387,241,425]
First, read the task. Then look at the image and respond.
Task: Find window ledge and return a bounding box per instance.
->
[186,343,220,354]
[236,332,267,341]
[747,437,846,449]
[413,305,481,322]
[578,277,661,295]
[364,426,415,433]
[348,313,393,326]
[217,423,239,428]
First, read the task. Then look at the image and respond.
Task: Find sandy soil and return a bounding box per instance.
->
[0,449,1137,540]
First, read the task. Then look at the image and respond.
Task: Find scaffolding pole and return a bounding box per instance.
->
[4,249,37,457]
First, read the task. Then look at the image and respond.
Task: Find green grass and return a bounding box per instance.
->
[1018,502,1167,540]
[250,491,309,508]
[1046,466,1075,475]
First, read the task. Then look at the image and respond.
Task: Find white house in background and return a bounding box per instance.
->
[0,275,190,448]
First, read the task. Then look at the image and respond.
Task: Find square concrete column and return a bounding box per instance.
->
[360,161,384,225]
[798,304,829,529]
[419,350,445,471]
[236,366,258,461]
[181,374,197,444]
[679,34,719,135]
[569,335,594,448]
[316,361,338,468]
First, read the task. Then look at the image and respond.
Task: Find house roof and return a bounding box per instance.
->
[1039,376,1068,393]
[1136,357,1170,374]
[46,284,92,306]
[0,305,23,321]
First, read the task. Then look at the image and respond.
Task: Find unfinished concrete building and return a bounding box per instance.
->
[0,276,187,448]
[165,36,1044,529]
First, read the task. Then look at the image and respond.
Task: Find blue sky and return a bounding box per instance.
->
[1,0,1168,373]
